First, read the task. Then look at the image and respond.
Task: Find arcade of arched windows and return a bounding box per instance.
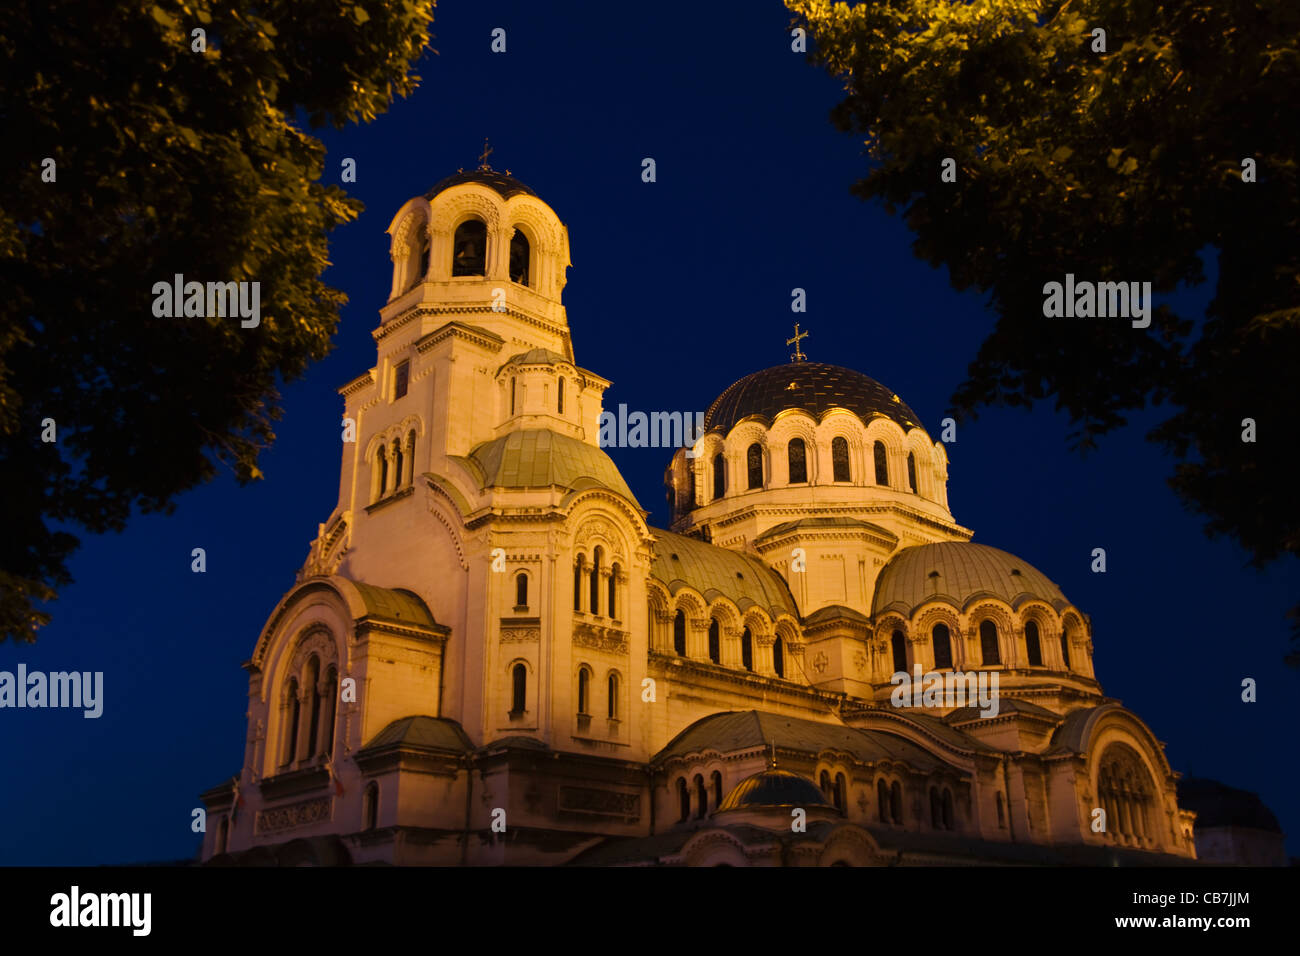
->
[647,585,801,682]
[1095,743,1159,849]
[277,638,340,773]
[897,604,1093,676]
[367,420,422,504]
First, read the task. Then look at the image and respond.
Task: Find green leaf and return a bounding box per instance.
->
[353,6,370,24]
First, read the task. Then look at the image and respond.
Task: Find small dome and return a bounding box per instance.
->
[718,769,833,813]
[464,429,640,507]
[873,541,1070,615]
[705,362,923,434]
[426,168,537,201]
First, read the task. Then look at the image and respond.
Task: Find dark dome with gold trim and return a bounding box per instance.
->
[426,168,537,201]
[718,768,835,813]
[704,362,923,434]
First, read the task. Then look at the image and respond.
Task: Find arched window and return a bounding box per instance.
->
[394,360,410,400]
[362,782,379,831]
[873,441,889,485]
[1025,620,1043,666]
[890,782,902,824]
[283,678,300,766]
[695,775,708,819]
[405,430,417,486]
[304,656,321,759]
[573,556,584,611]
[509,228,530,285]
[376,446,389,500]
[741,628,753,671]
[320,666,338,758]
[907,452,917,492]
[511,662,527,715]
[510,377,516,415]
[832,436,850,482]
[515,571,528,609]
[772,636,785,677]
[590,547,602,616]
[820,771,832,798]
[215,816,229,854]
[677,778,690,822]
[942,789,954,830]
[707,619,720,664]
[712,453,726,500]
[673,610,687,656]
[891,629,907,674]
[712,771,723,808]
[877,780,890,822]
[608,563,619,619]
[932,623,953,670]
[607,672,619,719]
[1060,631,1072,670]
[452,219,487,276]
[391,438,404,492]
[996,792,1006,827]
[747,443,763,489]
[980,620,1001,665]
[930,787,942,828]
[577,667,590,716]
[557,377,564,414]
[788,438,807,483]
[834,773,847,812]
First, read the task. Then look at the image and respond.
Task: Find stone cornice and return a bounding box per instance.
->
[339,370,375,397]
[260,766,330,801]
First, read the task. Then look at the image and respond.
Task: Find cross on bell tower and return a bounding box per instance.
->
[787,323,810,363]
[478,138,494,170]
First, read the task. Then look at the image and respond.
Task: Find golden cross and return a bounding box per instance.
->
[478,138,494,169]
[786,323,809,363]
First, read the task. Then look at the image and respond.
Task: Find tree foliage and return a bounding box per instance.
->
[0,1,435,642]
[789,0,1300,637]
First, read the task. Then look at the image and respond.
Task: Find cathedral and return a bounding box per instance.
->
[200,163,1205,866]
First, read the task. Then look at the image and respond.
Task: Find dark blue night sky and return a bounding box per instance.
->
[2,1,1295,864]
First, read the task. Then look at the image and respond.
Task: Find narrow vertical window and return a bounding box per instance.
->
[788,438,807,483]
[607,673,619,719]
[708,619,720,664]
[678,778,690,822]
[590,546,602,616]
[304,656,321,758]
[284,678,300,766]
[980,620,1001,665]
[932,623,953,670]
[877,780,890,822]
[377,446,389,499]
[405,430,417,486]
[573,556,584,611]
[741,628,753,671]
[747,443,763,489]
[820,771,832,799]
[510,377,516,415]
[891,629,907,674]
[673,610,687,656]
[695,775,707,818]
[712,771,723,808]
[834,773,846,812]
[772,636,784,677]
[511,662,527,715]
[557,377,564,414]
[509,228,530,285]
[363,782,379,831]
[608,563,619,619]
[515,571,528,609]
[416,224,430,281]
[890,782,902,824]
[1060,631,1072,670]
[577,667,590,715]
[874,441,889,485]
[320,666,338,757]
[832,436,850,482]
[712,453,725,500]
[394,361,410,399]
[1025,620,1043,666]
[907,452,917,492]
[391,439,403,491]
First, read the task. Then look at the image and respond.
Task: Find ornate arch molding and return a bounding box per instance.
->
[573,513,631,565]
[287,624,341,685]
[912,603,962,646]
[252,577,365,671]
[819,824,882,866]
[387,198,433,256]
[815,410,867,451]
[681,829,749,867]
[1078,705,1175,783]
[741,607,774,640]
[670,587,708,619]
[425,483,470,572]
[562,488,649,542]
[364,414,426,463]
[707,597,743,632]
[965,601,1016,638]
[723,421,768,456]
[430,188,502,235]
